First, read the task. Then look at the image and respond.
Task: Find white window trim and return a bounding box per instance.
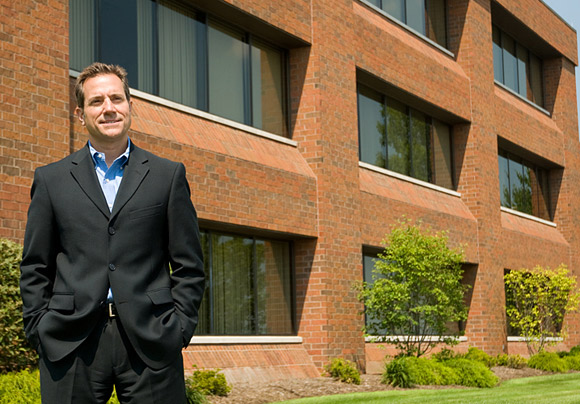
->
[69,70,298,148]
[494,81,551,117]
[358,0,454,58]
[365,335,468,343]
[360,161,461,198]
[500,206,557,228]
[507,336,563,342]
[189,336,303,344]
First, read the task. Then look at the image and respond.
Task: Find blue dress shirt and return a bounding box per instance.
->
[89,139,131,302]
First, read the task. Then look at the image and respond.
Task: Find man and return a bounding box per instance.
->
[20,62,205,403]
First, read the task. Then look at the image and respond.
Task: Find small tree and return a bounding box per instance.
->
[356,219,469,357]
[504,265,580,355]
[0,239,38,373]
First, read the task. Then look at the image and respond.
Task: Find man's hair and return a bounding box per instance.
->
[74,62,131,109]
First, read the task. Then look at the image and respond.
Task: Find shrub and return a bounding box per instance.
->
[185,388,209,404]
[495,354,527,369]
[186,368,231,397]
[0,239,38,373]
[0,369,40,404]
[432,348,458,362]
[505,265,580,355]
[570,345,580,356]
[444,359,499,388]
[564,355,580,371]
[383,357,412,388]
[528,351,569,373]
[0,369,123,404]
[384,356,497,388]
[463,347,495,368]
[404,357,459,386]
[324,358,361,385]
[356,219,469,357]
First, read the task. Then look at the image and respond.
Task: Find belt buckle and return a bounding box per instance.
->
[108,303,117,318]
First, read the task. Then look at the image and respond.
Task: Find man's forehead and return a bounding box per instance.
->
[84,74,124,95]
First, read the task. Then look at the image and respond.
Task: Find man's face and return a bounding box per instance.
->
[75,74,132,145]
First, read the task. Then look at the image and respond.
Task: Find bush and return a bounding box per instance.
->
[383,356,497,388]
[463,347,495,368]
[444,359,498,388]
[569,345,580,356]
[505,265,580,355]
[185,388,208,404]
[564,355,580,371]
[0,239,38,373]
[528,351,569,373]
[432,348,458,362]
[356,220,468,358]
[404,357,459,386]
[495,354,527,369]
[186,368,231,397]
[383,357,412,388]
[0,369,40,404]
[324,358,361,385]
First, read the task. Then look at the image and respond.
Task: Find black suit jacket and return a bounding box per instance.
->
[20,143,205,369]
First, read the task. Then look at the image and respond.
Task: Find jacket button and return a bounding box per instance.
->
[109,264,116,271]
[108,227,116,235]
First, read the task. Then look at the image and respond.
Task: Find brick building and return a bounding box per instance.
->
[1,0,579,382]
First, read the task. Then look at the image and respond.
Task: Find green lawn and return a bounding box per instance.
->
[273,373,580,404]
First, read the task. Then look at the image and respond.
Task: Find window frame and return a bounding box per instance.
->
[498,148,552,221]
[196,228,296,337]
[492,24,545,109]
[360,0,449,50]
[357,84,455,189]
[362,251,467,337]
[69,0,290,138]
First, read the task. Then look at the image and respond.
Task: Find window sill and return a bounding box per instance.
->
[359,161,461,198]
[188,336,303,344]
[365,335,468,343]
[69,70,297,148]
[494,81,551,117]
[500,206,556,228]
[357,0,454,58]
[507,336,563,342]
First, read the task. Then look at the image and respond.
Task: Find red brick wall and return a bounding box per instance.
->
[2,0,579,380]
[0,0,69,241]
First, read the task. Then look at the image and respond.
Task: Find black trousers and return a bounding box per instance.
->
[38,312,187,404]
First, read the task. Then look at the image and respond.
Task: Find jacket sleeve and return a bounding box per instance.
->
[20,168,57,349]
[166,163,205,346]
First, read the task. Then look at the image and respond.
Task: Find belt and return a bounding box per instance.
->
[108,302,118,318]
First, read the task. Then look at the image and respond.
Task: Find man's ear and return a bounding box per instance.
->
[75,107,85,125]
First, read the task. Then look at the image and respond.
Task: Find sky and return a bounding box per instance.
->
[542,0,580,133]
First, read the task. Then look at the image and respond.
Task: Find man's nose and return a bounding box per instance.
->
[103,98,115,111]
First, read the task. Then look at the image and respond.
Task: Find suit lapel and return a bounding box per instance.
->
[70,146,111,219]
[111,144,150,219]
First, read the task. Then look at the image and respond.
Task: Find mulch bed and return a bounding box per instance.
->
[209,367,551,404]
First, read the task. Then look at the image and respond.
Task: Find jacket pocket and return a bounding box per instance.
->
[47,293,75,313]
[146,288,174,305]
[129,204,163,221]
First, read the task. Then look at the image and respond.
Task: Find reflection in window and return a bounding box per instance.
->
[196,230,293,335]
[69,0,288,137]
[365,0,447,48]
[357,85,454,188]
[492,25,544,107]
[498,149,551,220]
[363,254,387,335]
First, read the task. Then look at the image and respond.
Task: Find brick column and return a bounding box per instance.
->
[0,0,69,241]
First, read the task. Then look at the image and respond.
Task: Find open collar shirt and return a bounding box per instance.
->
[88,139,131,302]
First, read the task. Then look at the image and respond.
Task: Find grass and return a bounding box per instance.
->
[273,373,580,404]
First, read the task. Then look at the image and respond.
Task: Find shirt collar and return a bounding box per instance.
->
[89,138,131,167]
